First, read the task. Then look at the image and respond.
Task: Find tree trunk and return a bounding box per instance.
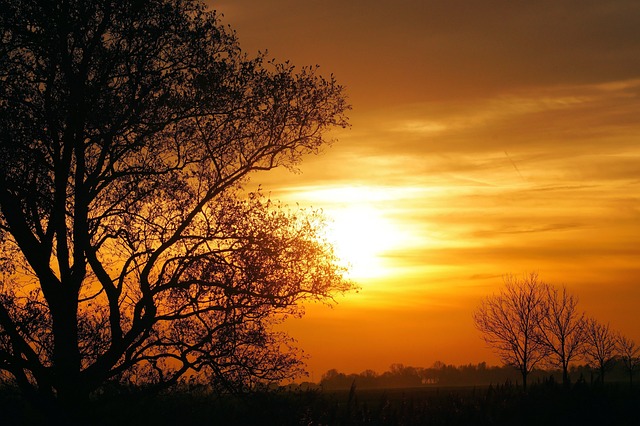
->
[50,292,88,424]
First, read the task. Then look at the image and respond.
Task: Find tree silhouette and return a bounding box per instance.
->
[473,273,547,390]
[0,0,349,421]
[617,335,640,388]
[535,284,585,386]
[583,318,618,384]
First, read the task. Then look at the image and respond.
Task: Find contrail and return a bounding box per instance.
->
[504,151,525,181]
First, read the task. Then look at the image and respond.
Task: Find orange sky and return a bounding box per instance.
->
[210,0,640,380]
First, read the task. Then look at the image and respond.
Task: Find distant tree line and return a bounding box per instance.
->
[318,359,637,391]
[319,273,639,392]
[473,273,640,389]
[320,363,518,390]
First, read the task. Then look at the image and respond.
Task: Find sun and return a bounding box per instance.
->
[282,185,421,279]
[326,204,400,279]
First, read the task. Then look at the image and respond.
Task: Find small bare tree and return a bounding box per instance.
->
[617,335,640,388]
[535,284,585,386]
[473,273,547,390]
[583,318,618,384]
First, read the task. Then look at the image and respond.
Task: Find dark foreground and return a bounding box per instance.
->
[1,382,639,425]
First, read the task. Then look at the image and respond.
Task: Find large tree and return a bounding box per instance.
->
[0,0,350,420]
[473,273,548,390]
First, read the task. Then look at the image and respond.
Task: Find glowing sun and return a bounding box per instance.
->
[287,185,420,279]
[327,205,400,278]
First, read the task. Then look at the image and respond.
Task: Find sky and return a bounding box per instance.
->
[209,0,640,380]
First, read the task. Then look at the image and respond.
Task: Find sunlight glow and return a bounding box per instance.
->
[290,186,424,280]
[277,185,443,280]
[326,205,400,279]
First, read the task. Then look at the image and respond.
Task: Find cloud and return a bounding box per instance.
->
[343,79,640,158]
[215,0,640,373]
[469,223,584,237]
[214,0,640,107]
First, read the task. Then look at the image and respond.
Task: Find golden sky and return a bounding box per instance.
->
[211,0,640,379]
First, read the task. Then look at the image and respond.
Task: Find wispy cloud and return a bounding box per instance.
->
[217,0,640,376]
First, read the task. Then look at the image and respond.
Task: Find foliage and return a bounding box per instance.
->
[0,0,350,418]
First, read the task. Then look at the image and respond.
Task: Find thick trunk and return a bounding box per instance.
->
[562,365,570,387]
[50,292,88,423]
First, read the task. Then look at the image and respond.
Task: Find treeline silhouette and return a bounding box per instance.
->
[473,274,640,389]
[318,359,636,390]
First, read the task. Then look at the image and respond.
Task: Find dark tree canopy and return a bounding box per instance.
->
[0,0,350,419]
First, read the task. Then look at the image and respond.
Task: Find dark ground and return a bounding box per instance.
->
[1,381,639,425]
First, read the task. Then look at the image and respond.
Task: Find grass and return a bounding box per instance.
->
[1,381,639,425]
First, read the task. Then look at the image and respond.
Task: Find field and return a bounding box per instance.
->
[2,381,639,425]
